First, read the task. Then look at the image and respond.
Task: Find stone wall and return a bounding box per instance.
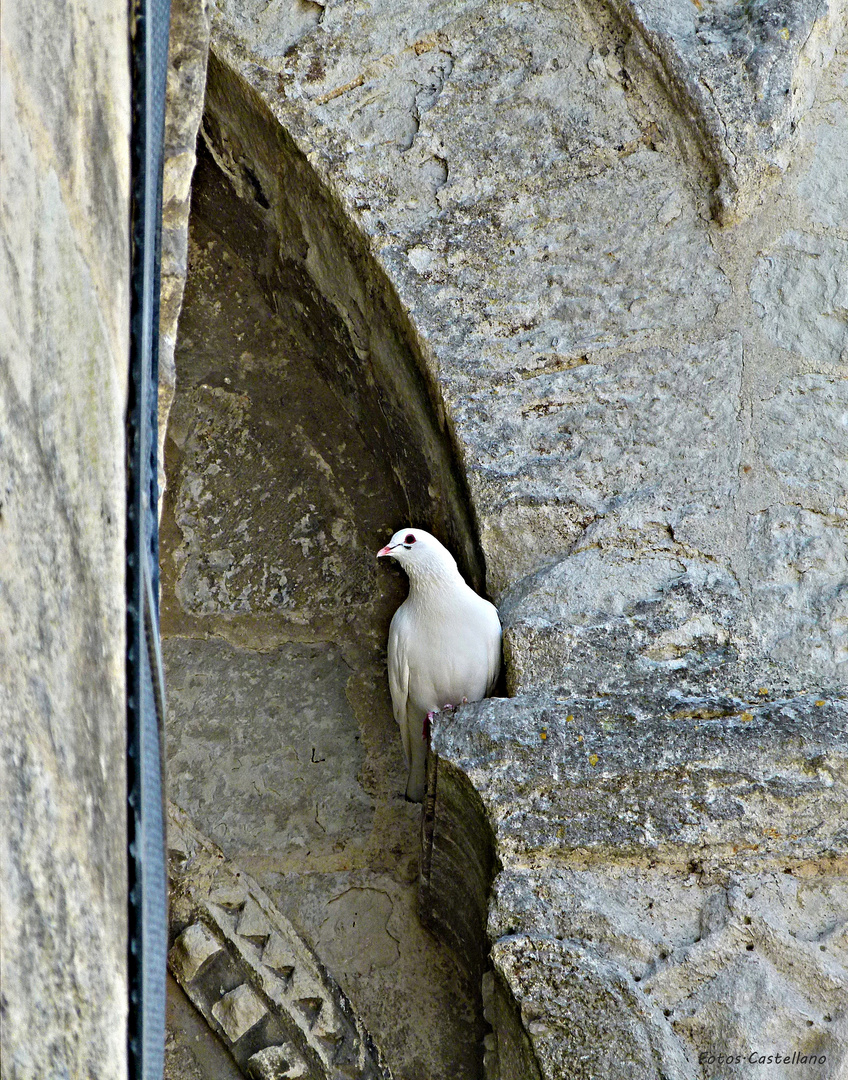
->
[159,0,213,506]
[0,0,131,1076]
[160,0,848,1076]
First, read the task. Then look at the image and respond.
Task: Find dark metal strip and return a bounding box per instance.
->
[127,0,171,1075]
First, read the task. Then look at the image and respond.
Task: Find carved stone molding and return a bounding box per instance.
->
[168,804,393,1080]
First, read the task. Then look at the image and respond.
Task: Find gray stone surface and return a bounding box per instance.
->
[798,76,848,227]
[435,694,848,863]
[432,694,848,1079]
[156,0,848,1075]
[267,868,485,1079]
[160,0,213,504]
[166,636,374,863]
[605,0,848,217]
[0,0,130,1076]
[750,231,848,361]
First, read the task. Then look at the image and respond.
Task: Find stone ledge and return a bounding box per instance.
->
[426,692,848,1079]
[434,692,848,864]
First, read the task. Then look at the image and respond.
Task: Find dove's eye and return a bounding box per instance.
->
[404,534,416,545]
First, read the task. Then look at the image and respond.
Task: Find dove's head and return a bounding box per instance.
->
[376,527,459,581]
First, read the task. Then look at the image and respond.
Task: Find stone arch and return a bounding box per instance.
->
[161,45,496,1080]
[160,2,848,1077]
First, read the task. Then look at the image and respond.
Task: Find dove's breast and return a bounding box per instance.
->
[403,586,501,719]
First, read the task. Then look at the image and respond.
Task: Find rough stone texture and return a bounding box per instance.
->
[432,694,848,1078]
[165,973,246,1080]
[166,636,374,860]
[0,0,130,1076]
[159,0,213,504]
[604,0,848,218]
[168,805,394,1079]
[750,231,848,361]
[156,0,848,1075]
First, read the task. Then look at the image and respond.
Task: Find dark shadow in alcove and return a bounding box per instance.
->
[160,54,494,1080]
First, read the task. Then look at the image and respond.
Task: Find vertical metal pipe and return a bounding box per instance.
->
[127,0,171,1075]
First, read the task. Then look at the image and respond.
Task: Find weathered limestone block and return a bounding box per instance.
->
[168,803,393,1079]
[746,506,848,683]
[500,516,848,703]
[0,0,130,1076]
[436,694,848,862]
[159,0,213,502]
[170,920,224,982]
[164,636,375,870]
[798,79,848,227]
[491,935,695,1080]
[750,231,848,362]
[430,694,848,1078]
[605,0,848,217]
[473,334,742,523]
[755,374,848,511]
[502,546,758,699]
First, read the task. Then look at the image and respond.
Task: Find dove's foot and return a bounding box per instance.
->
[424,698,470,739]
[441,696,469,713]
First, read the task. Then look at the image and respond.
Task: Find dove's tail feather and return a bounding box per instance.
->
[405,730,428,802]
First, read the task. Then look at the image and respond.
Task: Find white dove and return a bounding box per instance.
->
[377,527,501,802]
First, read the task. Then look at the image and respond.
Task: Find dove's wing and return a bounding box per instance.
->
[387,605,412,769]
[483,601,502,697]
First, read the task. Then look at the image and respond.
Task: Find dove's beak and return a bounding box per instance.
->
[376,544,394,559]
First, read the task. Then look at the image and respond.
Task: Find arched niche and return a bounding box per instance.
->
[160,50,493,1080]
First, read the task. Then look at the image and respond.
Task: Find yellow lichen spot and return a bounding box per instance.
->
[758,687,769,696]
[589,753,599,767]
[741,711,754,723]
[540,729,548,741]
[815,699,826,707]
[566,714,575,723]
[577,734,584,743]
[780,25,790,39]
